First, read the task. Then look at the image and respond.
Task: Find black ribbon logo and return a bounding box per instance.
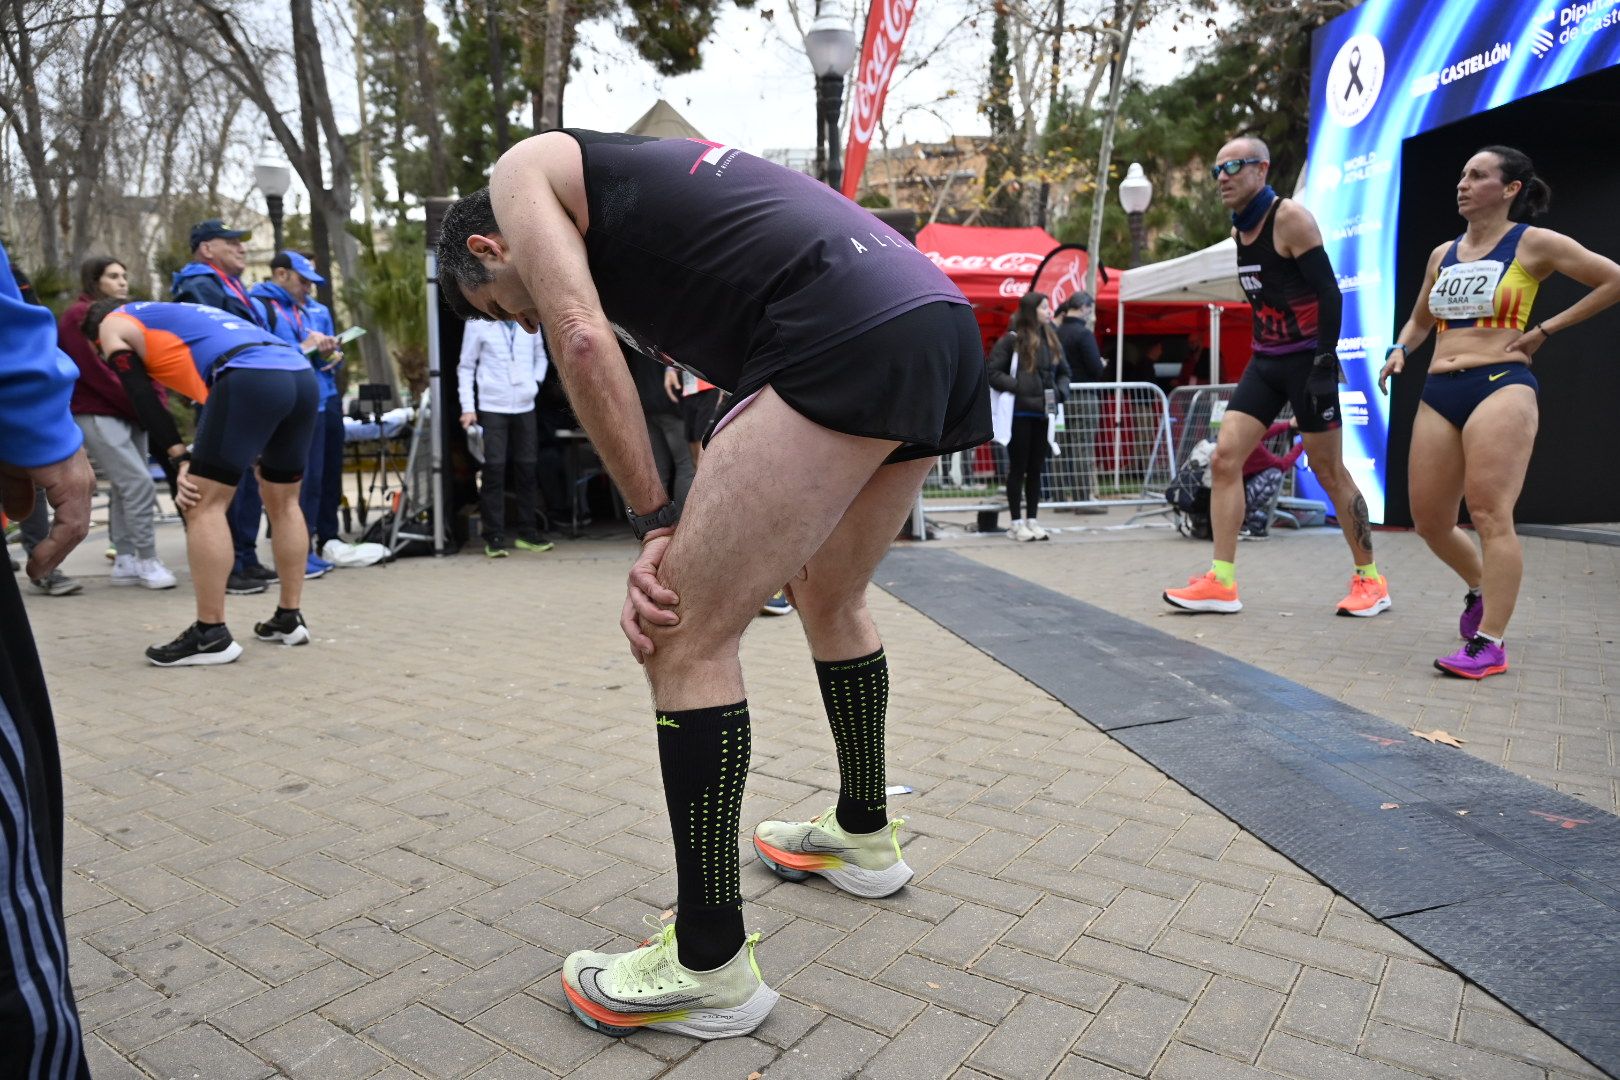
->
[1345,46,1364,99]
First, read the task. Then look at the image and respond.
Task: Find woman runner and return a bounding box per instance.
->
[1381,146,1620,679]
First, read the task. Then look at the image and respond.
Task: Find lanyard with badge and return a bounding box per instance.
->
[501,322,527,385]
[210,265,261,326]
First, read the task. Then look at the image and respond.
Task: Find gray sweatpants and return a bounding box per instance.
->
[645,412,695,512]
[73,413,157,558]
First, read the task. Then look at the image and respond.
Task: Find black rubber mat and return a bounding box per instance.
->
[877,546,1620,1077]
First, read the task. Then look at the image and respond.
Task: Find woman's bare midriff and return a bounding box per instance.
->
[1429,325,1531,375]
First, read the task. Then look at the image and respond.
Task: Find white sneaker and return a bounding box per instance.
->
[109,554,141,586]
[1006,521,1036,542]
[1027,520,1050,541]
[137,557,177,590]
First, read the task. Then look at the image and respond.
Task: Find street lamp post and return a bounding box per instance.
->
[805,2,857,191]
[1118,161,1153,268]
[254,157,293,253]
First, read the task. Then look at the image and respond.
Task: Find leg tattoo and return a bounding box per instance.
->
[1351,494,1372,555]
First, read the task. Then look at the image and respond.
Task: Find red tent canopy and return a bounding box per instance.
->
[916,222,1252,380]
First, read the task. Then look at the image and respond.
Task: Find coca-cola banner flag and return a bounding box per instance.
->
[840,0,919,200]
[1029,244,1094,310]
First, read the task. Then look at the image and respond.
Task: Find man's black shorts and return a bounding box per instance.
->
[718,300,991,464]
[1228,350,1342,433]
[191,367,321,486]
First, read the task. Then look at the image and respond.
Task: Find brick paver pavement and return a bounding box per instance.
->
[16,513,1614,1078]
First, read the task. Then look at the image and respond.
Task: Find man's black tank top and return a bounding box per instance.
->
[562,130,965,390]
[1235,199,1319,357]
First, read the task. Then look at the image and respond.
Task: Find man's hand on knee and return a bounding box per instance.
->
[623,535,679,661]
[3,448,95,579]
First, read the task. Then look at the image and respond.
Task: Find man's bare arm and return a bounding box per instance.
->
[489,136,669,518]
[1272,200,1326,259]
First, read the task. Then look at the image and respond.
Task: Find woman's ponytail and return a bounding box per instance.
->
[1478,145,1551,220]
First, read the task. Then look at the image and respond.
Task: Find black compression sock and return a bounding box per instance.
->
[817,648,890,834]
[656,701,750,971]
[197,621,225,632]
[274,607,300,619]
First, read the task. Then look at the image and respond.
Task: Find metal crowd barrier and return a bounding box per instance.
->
[1145,383,1314,529]
[914,382,1175,535]
[1166,382,1297,486]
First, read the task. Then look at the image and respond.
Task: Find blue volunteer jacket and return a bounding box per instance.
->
[171,261,277,331]
[0,242,83,468]
[249,281,339,404]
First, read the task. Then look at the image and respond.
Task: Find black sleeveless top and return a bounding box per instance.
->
[1235,199,1319,357]
[563,130,965,391]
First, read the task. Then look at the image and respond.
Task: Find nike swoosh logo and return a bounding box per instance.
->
[578,966,702,1010]
[1489,371,1508,381]
[795,832,855,855]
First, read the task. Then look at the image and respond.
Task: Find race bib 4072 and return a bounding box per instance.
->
[1429,259,1504,321]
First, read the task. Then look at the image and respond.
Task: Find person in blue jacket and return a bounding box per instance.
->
[250,251,342,576]
[0,239,95,1080]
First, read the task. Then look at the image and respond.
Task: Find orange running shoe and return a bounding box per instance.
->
[1163,572,1242,613]
[1336,573,1392,617]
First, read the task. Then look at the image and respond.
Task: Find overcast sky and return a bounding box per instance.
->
[258,2,1217,213]
[563,4,1219,152]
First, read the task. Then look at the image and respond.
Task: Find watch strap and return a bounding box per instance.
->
[626,501,679,540]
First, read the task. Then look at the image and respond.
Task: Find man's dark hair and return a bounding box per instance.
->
[435,188,498,322]
[1055,292,1094,317]
[1478,145,1552,221]
[81,296,125,341]
[80,256,125,299]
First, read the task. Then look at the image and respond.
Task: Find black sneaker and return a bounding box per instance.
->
[29,569,83,596]
[254,608,310,646]
[146,622,243,667]
[244,564,279,585]
[226,570,268,595]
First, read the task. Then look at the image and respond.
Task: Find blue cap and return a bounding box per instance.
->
[271,250,326,285]
[189,219,251,249]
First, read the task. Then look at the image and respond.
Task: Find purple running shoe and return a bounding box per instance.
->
[1459,591,1483,640]
[1435,635,1507,680]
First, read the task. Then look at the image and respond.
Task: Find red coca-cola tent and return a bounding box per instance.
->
[916,223,1252,381]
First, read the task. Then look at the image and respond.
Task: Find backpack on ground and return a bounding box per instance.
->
[1165,438,1214,540]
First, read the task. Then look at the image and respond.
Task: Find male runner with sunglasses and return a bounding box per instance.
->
[1164,136,1390,617]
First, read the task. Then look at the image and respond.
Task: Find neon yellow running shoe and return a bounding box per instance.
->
[752,807,913,898]
[561,918,778,1040]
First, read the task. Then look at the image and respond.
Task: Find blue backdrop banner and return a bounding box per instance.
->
[1305,1,1620,521]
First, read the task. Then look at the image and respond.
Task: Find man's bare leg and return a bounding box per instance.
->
[642,387,900,709]
[637,386,900,971]
[1207,411,1269,565]
[788,457,936,662]
[1165,411,1268,612]
[1301,426,1375,566]
[768,457,934,851]
[258,475,307,613]
[185,476,238,624]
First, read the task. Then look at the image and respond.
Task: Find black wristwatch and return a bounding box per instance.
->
[626,501,680,541]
